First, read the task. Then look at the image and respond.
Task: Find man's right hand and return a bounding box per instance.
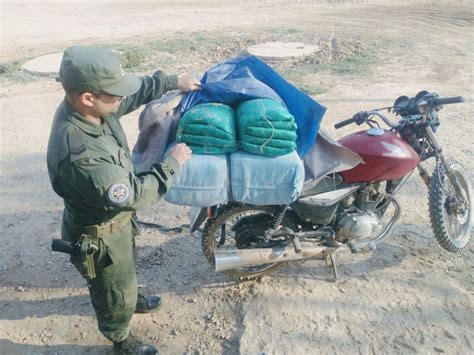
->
[167,143,192,167]
[178,74,201,92]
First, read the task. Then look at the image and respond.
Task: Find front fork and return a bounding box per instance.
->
[422,126,468,203]
[417,164,430,187]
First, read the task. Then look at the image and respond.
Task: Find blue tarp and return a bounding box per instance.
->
[180,55,326,157]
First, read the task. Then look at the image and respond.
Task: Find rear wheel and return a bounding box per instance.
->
[429,159,472,252]
[201,204,283,280]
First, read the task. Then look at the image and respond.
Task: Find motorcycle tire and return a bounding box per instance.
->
[201,203,282,280]
[429,159,472,253]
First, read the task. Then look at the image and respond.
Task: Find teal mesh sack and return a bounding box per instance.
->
[236,99,297,156]
[177,103,237,154]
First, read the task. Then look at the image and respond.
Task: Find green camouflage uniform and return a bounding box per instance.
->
[47,47,181,342]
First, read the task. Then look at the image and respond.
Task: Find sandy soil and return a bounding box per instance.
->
[0,1,473,354]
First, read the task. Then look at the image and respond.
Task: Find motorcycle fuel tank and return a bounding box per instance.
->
[338,129,420,183]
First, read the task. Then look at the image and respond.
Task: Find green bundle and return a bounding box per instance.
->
[236,99,297,156]
[177,103,238,154]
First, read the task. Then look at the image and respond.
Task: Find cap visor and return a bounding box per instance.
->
[101,73,141,96]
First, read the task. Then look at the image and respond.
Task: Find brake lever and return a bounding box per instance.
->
[366,119,380,128]
[416,101,432,124]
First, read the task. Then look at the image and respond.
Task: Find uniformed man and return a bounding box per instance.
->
[47,45,200,354]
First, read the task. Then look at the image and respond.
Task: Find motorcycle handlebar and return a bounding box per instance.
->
[334,94,464,130]
[432,96,464,106]
[334,116,356,129]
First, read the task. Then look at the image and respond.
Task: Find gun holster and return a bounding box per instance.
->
[51,234,98,281]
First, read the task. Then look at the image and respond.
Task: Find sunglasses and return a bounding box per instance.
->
[87,90,124,102]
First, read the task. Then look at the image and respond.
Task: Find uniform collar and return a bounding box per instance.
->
[63,98,110,137]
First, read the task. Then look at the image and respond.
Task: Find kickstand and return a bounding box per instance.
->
[325,253,339,282]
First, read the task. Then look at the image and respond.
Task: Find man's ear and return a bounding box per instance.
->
[78,92,95,107]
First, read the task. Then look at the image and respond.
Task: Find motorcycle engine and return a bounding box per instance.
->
[337,212,383,241]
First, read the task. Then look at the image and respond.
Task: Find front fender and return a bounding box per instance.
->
[189,206,218,233]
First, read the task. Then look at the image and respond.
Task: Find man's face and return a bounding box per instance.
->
[92,92,124,116]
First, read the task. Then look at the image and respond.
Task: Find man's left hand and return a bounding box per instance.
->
[178,74,201,92]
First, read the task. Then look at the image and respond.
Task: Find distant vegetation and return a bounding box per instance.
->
[1,29,382,94]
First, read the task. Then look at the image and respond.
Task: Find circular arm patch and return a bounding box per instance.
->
[107,182,131,205]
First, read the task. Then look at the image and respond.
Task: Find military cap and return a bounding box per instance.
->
[58,46,141,96]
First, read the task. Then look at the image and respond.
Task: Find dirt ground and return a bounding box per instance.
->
[1,1,473,354]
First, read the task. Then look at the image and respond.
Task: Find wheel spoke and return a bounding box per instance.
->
[203,205,281,278]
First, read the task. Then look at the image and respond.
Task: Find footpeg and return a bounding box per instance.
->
[348,240,377,254]
[347,241,359,253]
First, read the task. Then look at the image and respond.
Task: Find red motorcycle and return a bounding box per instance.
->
[191,91,472,280]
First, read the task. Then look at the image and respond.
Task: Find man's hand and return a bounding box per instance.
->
[167,143,192,167]
[178,74,201,92]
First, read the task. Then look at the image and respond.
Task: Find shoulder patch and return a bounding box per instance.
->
[68,130,89,163]
[107,182,131,205]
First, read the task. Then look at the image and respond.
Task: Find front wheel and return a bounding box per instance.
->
[429,159,472,252]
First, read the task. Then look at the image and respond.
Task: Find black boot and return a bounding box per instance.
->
[135,293,161,314]
[113,333,158,354]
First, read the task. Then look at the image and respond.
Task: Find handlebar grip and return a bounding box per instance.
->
[334,117,356,129]
[433,96,464,106]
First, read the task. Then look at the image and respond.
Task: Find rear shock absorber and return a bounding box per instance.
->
[265,205,289,240]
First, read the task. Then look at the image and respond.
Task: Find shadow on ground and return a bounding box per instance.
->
[0,340,111,355]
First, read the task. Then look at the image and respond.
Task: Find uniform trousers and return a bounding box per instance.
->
[67,218,138,342]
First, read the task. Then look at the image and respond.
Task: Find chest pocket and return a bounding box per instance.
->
[113,147,134,171]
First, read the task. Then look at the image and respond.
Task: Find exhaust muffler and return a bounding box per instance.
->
[214,244,334,272]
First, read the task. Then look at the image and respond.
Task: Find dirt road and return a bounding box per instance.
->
[1,1,473,354]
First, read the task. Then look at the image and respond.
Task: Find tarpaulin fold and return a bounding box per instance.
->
[180,55,327,157]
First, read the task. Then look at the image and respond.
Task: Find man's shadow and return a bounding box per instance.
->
[134,230,232,295]
[0,340,110,355]
[0,293,92,320]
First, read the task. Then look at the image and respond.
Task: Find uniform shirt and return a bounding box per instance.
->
[47,70,180,227]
